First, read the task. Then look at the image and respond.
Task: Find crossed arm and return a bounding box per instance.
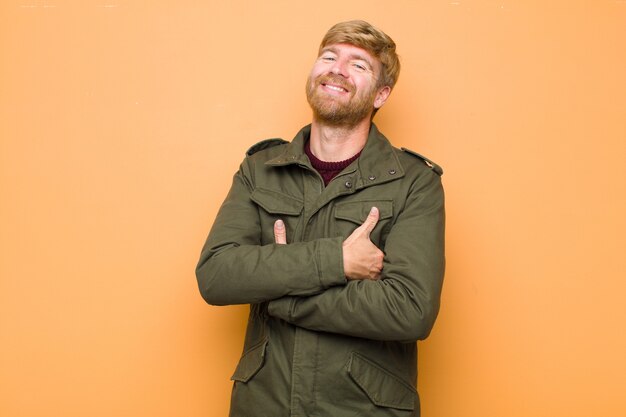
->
[274,206,384,281]
[267,179,445,341]
[197,168,445,341]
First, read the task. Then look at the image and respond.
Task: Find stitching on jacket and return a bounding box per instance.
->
[315,240,323,288]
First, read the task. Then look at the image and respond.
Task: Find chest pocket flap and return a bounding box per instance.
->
[334,200,393,224]
[251,188,303,215]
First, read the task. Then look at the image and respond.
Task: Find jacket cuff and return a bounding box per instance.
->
[267,297,292,321]
[316,237,347,288]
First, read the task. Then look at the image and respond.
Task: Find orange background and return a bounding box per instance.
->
[1,1,625,416]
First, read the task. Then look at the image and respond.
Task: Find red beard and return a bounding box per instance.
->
[306,73,377,127]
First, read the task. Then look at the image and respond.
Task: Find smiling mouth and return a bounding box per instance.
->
[318,74,351,93]
[323,84,348,93]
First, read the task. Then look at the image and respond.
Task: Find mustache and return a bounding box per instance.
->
[316,74,352,92]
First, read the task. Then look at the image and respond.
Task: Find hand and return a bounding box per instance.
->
[342,207,384,280]
[274,219,287,245]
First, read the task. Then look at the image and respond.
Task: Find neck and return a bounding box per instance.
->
[309,117,372,162]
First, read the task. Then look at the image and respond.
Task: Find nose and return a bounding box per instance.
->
[330,58,349,78]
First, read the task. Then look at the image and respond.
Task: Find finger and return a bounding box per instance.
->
[274,219,287,245]
[361,207,380,236]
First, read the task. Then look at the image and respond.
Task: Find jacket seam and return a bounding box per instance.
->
[315,240,324,288]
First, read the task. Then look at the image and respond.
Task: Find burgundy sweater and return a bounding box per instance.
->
[304,140,362,186]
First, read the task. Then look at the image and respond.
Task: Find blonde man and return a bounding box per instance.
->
[197,20,445,416]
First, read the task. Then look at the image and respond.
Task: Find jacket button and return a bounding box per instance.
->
[388,169,397,175]
[368,175,376,181]
[345,181,352,188]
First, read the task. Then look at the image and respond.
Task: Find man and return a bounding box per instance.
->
[196,20,445,417]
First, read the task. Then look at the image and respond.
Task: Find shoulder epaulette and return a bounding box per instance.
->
[246,138,289,156]
[401,148,444,176]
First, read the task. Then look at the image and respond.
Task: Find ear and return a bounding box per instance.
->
[373,86,392,109]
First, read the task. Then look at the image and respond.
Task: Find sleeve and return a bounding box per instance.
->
[267,170,445,342]
[195,164,346,306]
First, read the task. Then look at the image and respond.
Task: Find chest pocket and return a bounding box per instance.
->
[251,188,303,245]
[334,200,393,248]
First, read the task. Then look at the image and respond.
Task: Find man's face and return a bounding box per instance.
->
[306,43,388,127]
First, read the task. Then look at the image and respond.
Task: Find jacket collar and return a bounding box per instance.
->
[266,123,404,189]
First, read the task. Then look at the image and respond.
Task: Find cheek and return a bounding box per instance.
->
[306,72,320,91]
[309,60,336,80]
[309,64,325,80]
[352,75,372,91]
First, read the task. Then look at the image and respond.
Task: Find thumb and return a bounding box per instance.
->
[361,207,380,236]
[274,219,287,245]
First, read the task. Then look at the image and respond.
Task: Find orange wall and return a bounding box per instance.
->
[1,1,625,416]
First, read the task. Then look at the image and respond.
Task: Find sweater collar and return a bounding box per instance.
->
[266,123,405,188]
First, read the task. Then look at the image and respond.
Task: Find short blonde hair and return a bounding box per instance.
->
[319,20,400,89]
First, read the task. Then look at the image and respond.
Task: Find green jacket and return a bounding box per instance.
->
[196,124,445,417]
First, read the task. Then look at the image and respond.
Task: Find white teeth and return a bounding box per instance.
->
[326,85,345,92]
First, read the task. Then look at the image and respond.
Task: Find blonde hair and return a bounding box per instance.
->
[319,20,400,89]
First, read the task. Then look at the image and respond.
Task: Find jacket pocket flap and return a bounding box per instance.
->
[251,188,303,216]
[230,339,268,383]
[334,200,393,224]
[347,352,416,411]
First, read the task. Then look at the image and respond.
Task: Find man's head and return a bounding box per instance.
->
[318,20,400,90]
[306,20,400,127]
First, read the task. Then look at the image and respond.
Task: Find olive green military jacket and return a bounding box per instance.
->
[196,123,445,417]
